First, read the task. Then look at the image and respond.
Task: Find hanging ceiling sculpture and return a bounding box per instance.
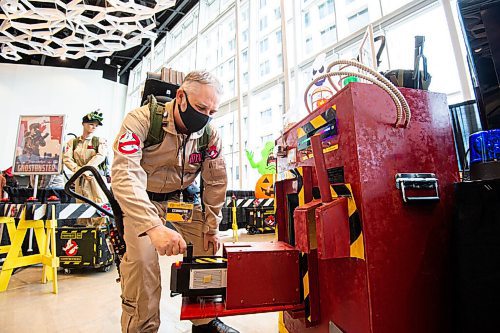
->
[0,0,175,61]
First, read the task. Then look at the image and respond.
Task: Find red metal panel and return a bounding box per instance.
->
[315,197,350,259]
[224,242,301,310]
[180,297,302,320]
[293,200,322,253]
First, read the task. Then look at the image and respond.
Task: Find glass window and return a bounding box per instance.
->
[318,0,334,19]
[260,38,269,53]
[320,24,337,44]
[260,60,270,77]
[242,29,249,43]
[276,30,282,44]
[242,50,248,63]
[228,38,235,51]
[260,16,268,31]
[384,5,462,103]
[261,133,273,144]
[347,7,369,32]
[260,0,266,9]
[304,11,310,27]
[274,7,281,20]
[305,36,313,54]
[261,108,272,122]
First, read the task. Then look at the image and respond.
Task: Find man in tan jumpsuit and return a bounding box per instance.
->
[112,71,238,333]
[63,111,108,226]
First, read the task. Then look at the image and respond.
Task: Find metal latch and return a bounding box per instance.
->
[395,173,439,203]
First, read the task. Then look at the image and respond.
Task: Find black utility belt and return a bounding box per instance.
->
[147,189,194,203]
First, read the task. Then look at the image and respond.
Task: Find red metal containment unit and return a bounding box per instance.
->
[275,83,458,333]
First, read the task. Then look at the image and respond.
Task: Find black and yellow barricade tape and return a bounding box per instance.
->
[194,257,228,264]
[297,105,338,152]
[330,183,364,260]
[19,203,106,221]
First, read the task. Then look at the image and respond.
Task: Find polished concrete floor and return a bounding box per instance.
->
[0,230,278,333]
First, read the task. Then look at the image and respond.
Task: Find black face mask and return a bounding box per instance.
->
[178,91,211,133]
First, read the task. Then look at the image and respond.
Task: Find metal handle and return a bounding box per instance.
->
[395,173,439,203]
[65,166,116,218]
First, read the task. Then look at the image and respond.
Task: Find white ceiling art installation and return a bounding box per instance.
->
[0,0,175,61]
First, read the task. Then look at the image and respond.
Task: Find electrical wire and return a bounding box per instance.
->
[304,59,412,128]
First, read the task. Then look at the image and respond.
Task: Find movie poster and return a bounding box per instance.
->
[13,115,65,175]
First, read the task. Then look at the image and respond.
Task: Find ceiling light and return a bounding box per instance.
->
[0,1,176,61]
[105,58,111,65]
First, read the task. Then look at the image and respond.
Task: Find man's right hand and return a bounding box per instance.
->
[146,225,187,256]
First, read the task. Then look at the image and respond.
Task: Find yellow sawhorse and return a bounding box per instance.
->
[0,205,59,293]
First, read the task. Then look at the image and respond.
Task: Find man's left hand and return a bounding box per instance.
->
[203,233,220,255]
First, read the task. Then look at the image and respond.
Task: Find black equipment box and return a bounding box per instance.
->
[56,226,113,271]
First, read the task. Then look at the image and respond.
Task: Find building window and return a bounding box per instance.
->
[260,60,270,77]
[260,38,269,53]
[235,166,240,180]
[277,53,283,66]
[320,24,336,44]
[242,49,248,63]
[260,0,266,9]
[318,0,334,19]
[304,11,310,27]
[274,7,281,20]
[260,16,268,31]
[305,36,313,53]
[276,30,282,44]
[228,38,235,51]
[348,8,369,32]
[261,134,273,144]
[243,71,249,84]
[261,108,272,122]
[242,29,248,43]
[243,118,248,129]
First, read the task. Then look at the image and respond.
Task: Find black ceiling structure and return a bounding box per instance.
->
[0,0,199,85]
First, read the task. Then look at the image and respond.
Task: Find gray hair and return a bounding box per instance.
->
[181,70,223,96]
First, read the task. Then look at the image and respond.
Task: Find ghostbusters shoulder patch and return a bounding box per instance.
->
[118,130,141,155]
[206,145,219,159]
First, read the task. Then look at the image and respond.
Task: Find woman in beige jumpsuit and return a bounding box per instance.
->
[63,111,108,226]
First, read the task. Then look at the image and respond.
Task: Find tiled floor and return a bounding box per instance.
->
[0,230,279,333]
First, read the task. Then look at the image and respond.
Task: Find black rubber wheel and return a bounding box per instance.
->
[63,268,71,275]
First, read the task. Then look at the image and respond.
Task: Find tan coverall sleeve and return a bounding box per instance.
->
[86,137,107,168]
[111,106,162,237]
[200,126,228,235]
[63,139,79,172]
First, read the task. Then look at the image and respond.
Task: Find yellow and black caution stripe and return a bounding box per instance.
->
[297,105,337,152]
[330,183,364,260]
[194,257,228,264]
[299,251,313,323]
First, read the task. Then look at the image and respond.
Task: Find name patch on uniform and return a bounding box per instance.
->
[207,145,219,159]
[87,145,94,149]
[189,152,203,164]
[118,130,141,155]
